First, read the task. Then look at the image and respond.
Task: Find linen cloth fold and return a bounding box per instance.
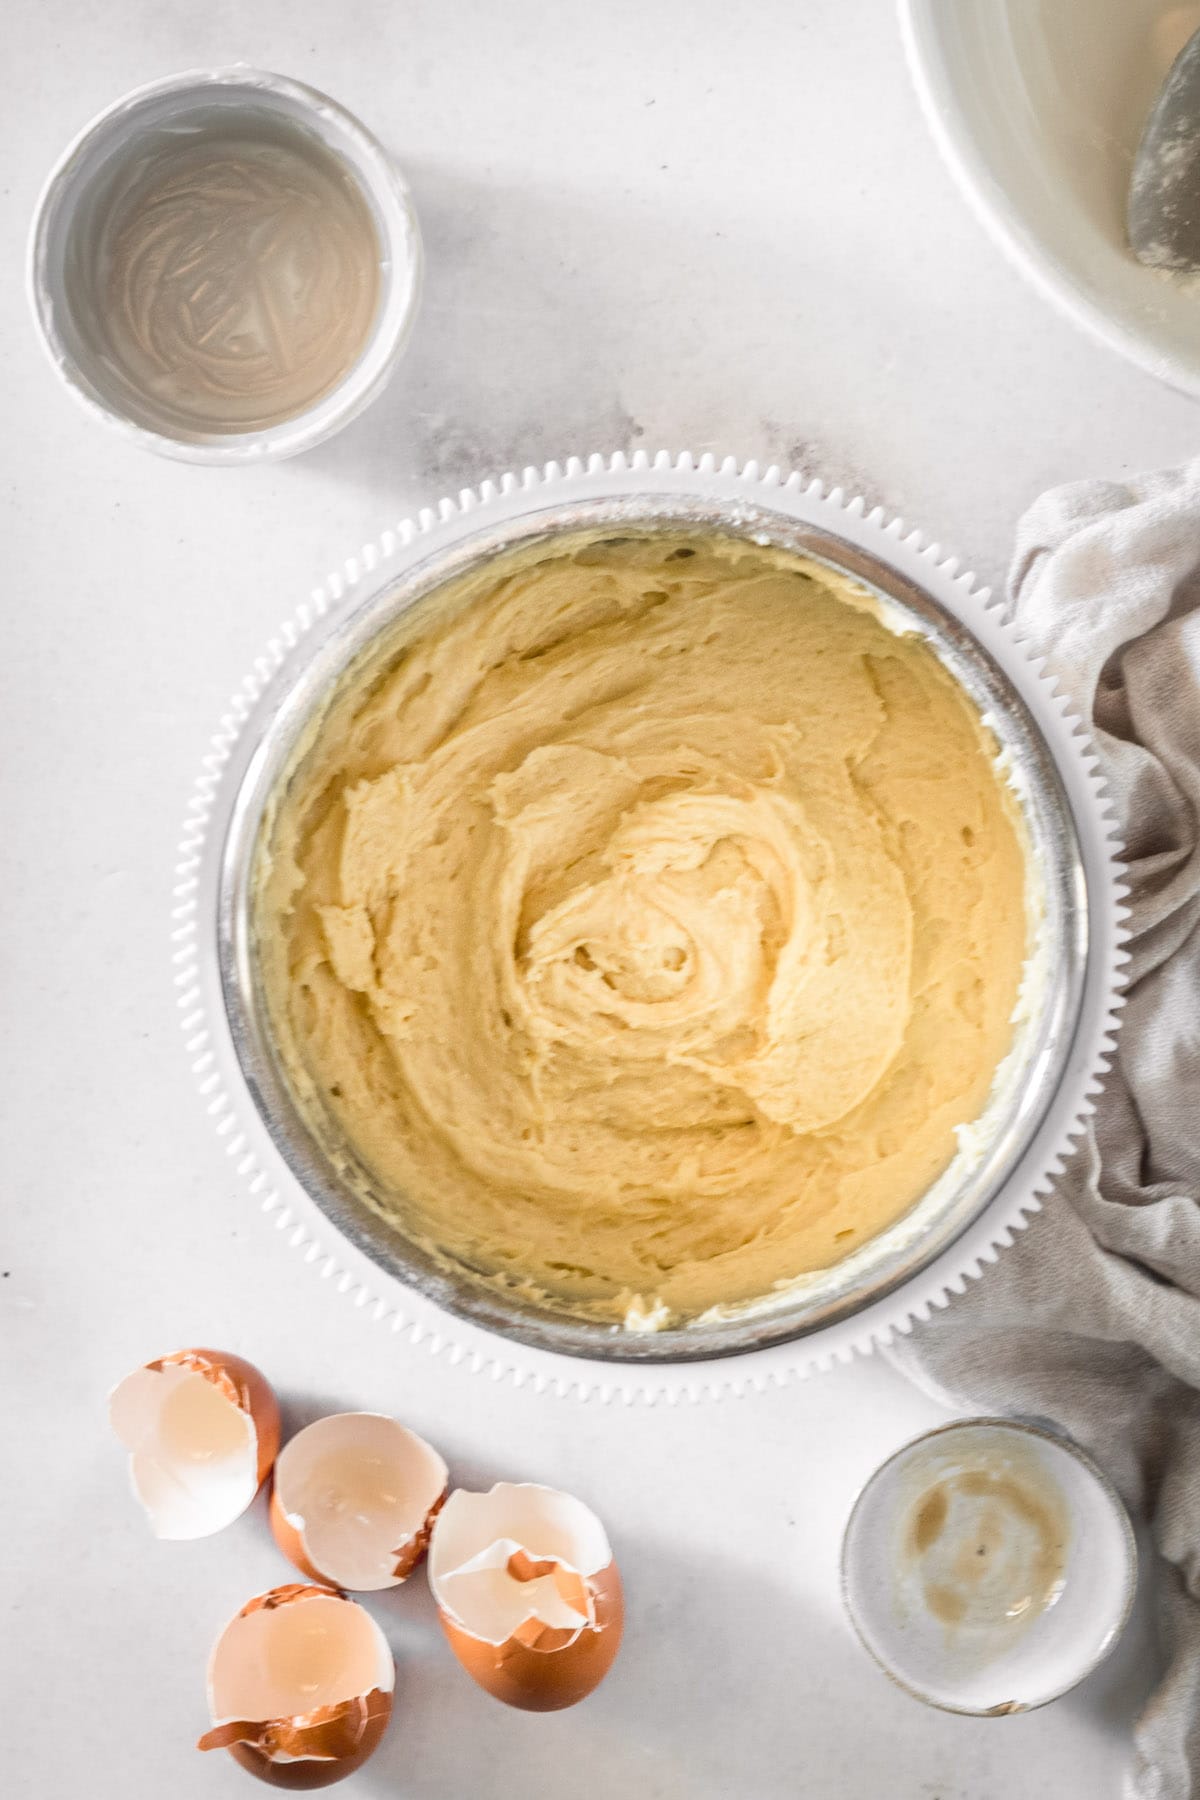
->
[888,460,1200,1800]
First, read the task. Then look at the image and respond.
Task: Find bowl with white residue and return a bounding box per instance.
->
[28,67,422,462]
[842,1417,1137,1713]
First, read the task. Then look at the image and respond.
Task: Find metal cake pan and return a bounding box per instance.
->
[211,472,1090,1367]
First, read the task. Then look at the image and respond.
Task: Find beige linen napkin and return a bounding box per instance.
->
[888,460,1200,1799]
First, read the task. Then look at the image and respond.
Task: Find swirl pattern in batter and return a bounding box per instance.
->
[257,533,1028,1328]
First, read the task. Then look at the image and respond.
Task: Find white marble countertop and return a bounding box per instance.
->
[3,2,1187,1794]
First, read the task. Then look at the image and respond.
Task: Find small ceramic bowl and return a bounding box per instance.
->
[27,67,422,463]
[841,1417,1137,1715]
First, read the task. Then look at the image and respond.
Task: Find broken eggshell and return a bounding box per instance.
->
[108,1348,281,1540]
[270,1411,448,1589]
[199,1583,394,1789]
[428,1482,624,1711]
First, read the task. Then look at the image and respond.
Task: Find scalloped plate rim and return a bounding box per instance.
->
[172,450,1128,1404]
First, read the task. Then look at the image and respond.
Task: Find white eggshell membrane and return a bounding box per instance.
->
[274,1412,448,1590]
[208,1593,395,1730]
[429,1483,612,1647]
[109,1362,259,1540]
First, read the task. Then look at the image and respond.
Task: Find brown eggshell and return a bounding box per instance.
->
[238,1582,333,1614]
[388,1485,446,1582]
[200,1586,394,1786]
[267,1481,447,1587]
[200,1689,392,1790]
[151,1347,282,1490]
[268,1486,326,1585]
[267,1414,448,1589]
[110,1347,283,1540]
[439,1559,624,1711]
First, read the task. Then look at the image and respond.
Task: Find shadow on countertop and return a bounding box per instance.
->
[292,156,903,526]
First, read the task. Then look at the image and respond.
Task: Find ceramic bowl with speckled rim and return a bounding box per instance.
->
[841,1418,1137,1714]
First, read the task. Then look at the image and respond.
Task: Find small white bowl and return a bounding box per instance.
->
[900,0,1200,398]
[842,1418,1136,1715]
[27,67,422,463]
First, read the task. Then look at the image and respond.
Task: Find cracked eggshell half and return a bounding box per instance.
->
[198,1584,394,1788]
[270,1411,448,1589]
[428,1482,624,1710]
[108,1348,281,1540]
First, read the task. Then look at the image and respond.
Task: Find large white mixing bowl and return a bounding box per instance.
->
[901,0,1200,397]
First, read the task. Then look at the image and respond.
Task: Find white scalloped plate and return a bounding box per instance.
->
[173,452,1128,1403]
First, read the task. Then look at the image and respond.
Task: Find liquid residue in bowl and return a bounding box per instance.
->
[70,115,382,435]
[900,1442,1070,1653]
